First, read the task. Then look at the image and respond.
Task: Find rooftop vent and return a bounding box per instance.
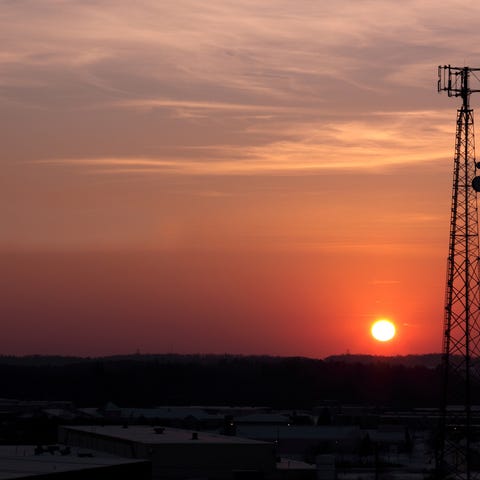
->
[191,432,199,440]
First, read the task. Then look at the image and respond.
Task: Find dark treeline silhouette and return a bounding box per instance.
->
[0,354,442,408]
[325,353,442,368]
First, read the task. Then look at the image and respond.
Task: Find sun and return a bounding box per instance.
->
[371,319,396,342]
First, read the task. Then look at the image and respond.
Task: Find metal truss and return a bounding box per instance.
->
[438,65,480,480]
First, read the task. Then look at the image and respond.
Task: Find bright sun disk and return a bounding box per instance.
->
[371,319,396,342]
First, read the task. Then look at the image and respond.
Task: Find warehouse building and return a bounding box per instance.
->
[59,425,278,480]
[0,444,150,479]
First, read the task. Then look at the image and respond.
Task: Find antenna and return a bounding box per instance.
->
[438,65,480,107]
[437,65,480,480]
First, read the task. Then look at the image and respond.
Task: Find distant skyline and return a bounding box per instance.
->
[2,1,480,357]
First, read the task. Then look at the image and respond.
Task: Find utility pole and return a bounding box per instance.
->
[437,65,480,480]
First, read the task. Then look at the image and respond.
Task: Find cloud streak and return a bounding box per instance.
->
[0,0,473,251]
[38,108,453,175]
[2,0,478,111]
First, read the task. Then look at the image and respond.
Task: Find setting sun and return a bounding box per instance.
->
[371,319,396,342]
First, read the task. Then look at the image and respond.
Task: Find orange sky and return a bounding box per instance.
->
[1,1,480,357]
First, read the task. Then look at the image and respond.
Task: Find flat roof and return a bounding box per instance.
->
[277,458,315,470]
[0,445,147,479]
[235,413,290,423]
[63,425,271,446]
[236,425,361,440]
[111,406,223,420]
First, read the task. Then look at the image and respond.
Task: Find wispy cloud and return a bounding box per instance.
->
[369,280,401,285]
[112,98,301,114]
[2,0,478,111]
[0,0,472,254]
[37,108,452,175]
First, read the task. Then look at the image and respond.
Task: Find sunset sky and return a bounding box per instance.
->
[2,0,480,357]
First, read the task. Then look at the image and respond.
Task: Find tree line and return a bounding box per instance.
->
[0,354,442,407]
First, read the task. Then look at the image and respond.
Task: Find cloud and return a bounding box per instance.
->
[112,98,300,114]
[369,280,401,285]
[0,0,473,254]
[2,0,478,112]
[37,107,452,175]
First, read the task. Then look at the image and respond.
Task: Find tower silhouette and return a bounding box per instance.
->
[438,65,480,480]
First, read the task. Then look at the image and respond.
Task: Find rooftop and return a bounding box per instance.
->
[0,445,147,479]
[63,425,271,445]
[277,458,316,471]
[236,425,361,440]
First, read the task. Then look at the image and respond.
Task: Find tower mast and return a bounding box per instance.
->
[438,65,480,480]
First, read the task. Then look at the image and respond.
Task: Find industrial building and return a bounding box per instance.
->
[0,444,150,479]
[59,425,279,480]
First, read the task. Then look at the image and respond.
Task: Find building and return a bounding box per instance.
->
[59,425,277,480]
[0,444,150,479]
[236,425,362,458]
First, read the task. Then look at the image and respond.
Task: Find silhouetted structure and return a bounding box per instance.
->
[58,425,284,480]
[437,65,480,480]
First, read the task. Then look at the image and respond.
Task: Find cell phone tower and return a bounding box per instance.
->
[437,65,480,480]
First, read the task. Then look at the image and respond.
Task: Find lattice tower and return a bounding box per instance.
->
[437,65,480,480]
